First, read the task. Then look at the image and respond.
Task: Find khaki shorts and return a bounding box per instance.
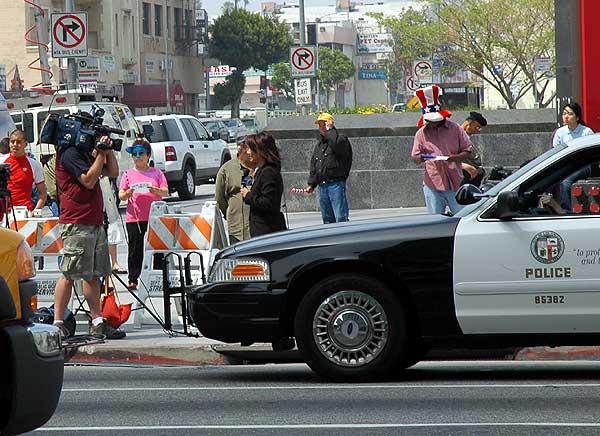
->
[59,223,111,281]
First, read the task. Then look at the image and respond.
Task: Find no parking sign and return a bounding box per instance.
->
[51,12,88,58]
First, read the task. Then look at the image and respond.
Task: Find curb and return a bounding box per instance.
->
[515,346,600,361]
[64,343,600,366]
[66,344,227,366]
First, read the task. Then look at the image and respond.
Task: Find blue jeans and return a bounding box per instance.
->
[423,184,463,215]
[318,181,349,224]
[560,166,591,211]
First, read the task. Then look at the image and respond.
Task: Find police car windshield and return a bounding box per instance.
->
[454,144,566,218]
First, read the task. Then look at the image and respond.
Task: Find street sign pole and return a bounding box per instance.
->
[65,0,77,90]
[299,0,307,116]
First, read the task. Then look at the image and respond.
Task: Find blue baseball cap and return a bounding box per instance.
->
[126,144,151,155]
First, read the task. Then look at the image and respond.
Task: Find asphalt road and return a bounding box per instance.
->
[32,361,600,435]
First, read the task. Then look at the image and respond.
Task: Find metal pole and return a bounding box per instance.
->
[34,1,51,87]
[555,0,581,123]
[165,2,171,112]
[299,0,307,116]
[65,0,77,90]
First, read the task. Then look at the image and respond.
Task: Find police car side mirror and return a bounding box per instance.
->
[455,184,482,205]
[496,191,521,220]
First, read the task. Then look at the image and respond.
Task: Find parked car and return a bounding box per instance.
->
[241,117,259,134]
[136,114,231,200]
[222,118,248,144]
[0,227,63,435]
[187,134,600,382]
[199,118,229,142]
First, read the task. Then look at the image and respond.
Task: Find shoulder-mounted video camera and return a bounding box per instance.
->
[40,105,125,154]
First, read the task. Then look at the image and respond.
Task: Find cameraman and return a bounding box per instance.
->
[52,135,125,339]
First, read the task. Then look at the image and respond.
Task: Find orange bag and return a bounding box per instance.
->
[101,276,132,328]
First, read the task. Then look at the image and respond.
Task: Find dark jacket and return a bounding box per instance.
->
[243,163,287,237]
[308,127,352,188]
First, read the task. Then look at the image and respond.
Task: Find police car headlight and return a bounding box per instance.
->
[16,239,36,281]
[208,258,270,283]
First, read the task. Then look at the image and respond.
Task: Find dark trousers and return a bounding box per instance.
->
[126,221,148,284]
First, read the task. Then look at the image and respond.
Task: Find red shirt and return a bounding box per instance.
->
[56,147,104,226]
[412,120,472,191]
[0,154,44,210]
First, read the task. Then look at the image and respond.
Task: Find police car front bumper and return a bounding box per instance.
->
[187,282,287,344]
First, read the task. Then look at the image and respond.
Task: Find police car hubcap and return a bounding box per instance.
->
[313,291,389,367]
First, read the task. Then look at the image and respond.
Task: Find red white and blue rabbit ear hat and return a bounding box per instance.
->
[415,84,452,127]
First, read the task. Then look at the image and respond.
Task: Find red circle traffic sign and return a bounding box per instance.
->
[406,76,419,91]
[53,14,86,49]
[292,47,315,71]
[414,61,432,78]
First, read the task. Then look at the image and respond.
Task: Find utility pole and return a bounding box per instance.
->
[65,0,77,90]
[299,0,307,116]
[165,1,171,113]
[33,1,51,87]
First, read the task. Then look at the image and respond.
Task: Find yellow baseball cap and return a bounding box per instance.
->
[315,112,334,124]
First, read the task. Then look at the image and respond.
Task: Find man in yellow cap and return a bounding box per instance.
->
[306,113,352,223]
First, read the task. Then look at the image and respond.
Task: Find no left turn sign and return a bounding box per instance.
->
[290,46,316,78]
[52,12,88,58]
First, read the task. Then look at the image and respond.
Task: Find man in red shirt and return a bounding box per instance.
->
[411,85,472,215]
[0,129,47,214]
[52,135,125,339]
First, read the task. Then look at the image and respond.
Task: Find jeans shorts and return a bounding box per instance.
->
[59,223,111,281]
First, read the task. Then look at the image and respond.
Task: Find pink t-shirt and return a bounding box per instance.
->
[119,167,168,223]
[411,120,472,191]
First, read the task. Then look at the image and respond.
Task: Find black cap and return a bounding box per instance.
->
[468,111,487,127]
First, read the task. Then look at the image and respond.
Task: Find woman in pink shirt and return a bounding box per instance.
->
[118,139,169,289]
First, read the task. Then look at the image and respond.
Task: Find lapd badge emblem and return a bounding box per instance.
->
[530,231,564,264]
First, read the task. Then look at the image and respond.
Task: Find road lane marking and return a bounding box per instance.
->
[61,383,600,392]
[36,423,600,431]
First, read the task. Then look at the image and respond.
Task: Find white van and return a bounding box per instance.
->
[11,101,140,167]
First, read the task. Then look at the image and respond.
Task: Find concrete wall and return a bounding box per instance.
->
[267,109,558,212]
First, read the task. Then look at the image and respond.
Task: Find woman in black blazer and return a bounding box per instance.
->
[240,132,287,237]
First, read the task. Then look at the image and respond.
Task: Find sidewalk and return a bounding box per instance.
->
[65,206,600,366]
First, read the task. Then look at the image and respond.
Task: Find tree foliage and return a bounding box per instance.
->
[317,47,356,107]
[270,62,294,100]
[213,69,246,110]
[208,9,292,116]
[371,0,555,109]
[429,0,555,108]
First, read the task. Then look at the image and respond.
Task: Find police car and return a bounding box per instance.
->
[188,133,600,382]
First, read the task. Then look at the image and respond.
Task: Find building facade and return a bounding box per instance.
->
[0,0,204,115]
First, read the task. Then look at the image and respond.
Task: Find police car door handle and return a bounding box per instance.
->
[204,143,209,148]
[189,144,194,148]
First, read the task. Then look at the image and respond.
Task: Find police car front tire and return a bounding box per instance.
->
[294,274,407,382]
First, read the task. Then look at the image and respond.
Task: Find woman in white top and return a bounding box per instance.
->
[553,102,594,147]
[554,102,595,210]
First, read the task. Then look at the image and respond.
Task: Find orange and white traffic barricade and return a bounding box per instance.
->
[135,200,228,328]
[10,216,70,308]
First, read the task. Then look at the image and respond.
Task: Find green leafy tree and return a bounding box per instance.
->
[369,8,441,101]
[209,9,292,117]
[270,62,294,100]
[371,0,555,109]
[428,0,555,108]
[317,47,356,108]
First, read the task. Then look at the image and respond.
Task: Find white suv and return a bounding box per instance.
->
[136,114,231,200]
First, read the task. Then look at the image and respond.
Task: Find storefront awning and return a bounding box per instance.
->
[122,83,185,108]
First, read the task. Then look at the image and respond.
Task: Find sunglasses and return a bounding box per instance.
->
[132,151,147,157]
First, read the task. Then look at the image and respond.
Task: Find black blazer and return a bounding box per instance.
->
[243,163,287,237]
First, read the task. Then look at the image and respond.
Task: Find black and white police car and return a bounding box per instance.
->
[188,134,600,381]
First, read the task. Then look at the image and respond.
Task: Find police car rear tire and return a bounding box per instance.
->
[294,274,407,382]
